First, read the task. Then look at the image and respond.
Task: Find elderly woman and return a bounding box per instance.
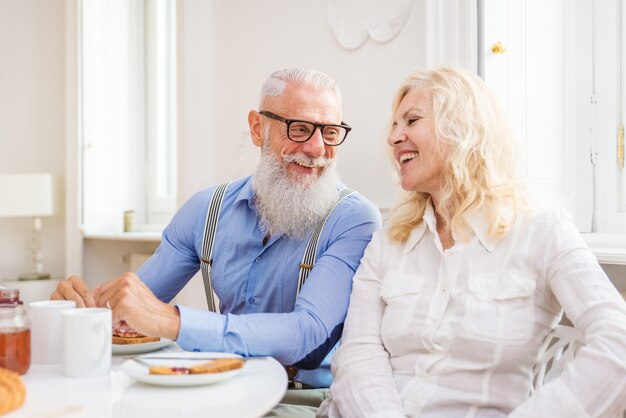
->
[318,67,626,417]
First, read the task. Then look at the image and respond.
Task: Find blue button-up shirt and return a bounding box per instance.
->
[137,176,381,387]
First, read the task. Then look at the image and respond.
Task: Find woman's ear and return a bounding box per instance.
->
[248,110,264,147]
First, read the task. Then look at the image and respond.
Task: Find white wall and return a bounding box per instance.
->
[82,239,159,288]
[0,0,66,280]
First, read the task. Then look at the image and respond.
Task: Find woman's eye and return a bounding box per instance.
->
[408,118,420,125]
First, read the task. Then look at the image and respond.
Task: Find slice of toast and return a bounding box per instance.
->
[189,358,244,374]
[112,335,160,345]
[148,366,189,375]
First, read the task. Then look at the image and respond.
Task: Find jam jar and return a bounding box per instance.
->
[0,290,30,374]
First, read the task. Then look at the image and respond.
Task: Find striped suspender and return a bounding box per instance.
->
[297,187,354,292]
[200,182,230,313]
[200,185,354,312]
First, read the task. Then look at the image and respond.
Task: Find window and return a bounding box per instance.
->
[480,0,624,234]
[80,0,176,233]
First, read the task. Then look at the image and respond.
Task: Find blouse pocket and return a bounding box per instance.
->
[462,271,537,344]
[380,272,423,340]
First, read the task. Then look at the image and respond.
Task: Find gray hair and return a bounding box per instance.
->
[259,68,342,107]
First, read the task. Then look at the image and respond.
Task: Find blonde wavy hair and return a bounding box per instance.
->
[388,66,527,243]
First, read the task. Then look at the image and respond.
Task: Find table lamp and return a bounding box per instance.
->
[0,173,56,280]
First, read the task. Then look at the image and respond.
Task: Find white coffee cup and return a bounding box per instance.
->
[29,300,76,364]
[62,308,112,378]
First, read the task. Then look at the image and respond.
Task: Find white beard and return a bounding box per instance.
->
[252,143,340,239]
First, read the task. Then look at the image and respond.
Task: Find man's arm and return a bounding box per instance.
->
[97,189,211,337]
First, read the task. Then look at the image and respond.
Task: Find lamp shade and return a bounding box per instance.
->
[0,173,56,217]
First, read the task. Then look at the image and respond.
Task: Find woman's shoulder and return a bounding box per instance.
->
[517,206,585,248]
[522,206,576,229]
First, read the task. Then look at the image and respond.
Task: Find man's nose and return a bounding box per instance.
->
[302,127,326,158]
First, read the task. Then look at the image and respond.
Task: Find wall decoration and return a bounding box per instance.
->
[327,0,415,50]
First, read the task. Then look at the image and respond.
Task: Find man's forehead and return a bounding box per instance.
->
[263,84,342,121]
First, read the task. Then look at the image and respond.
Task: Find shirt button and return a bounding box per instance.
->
[248,297,255,304]
[255,257,261,263]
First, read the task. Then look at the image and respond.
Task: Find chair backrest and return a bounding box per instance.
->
[530,324,584,394]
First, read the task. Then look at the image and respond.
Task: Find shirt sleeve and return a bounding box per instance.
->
[176,195,382,368]
[326,232,407,418]
[509,209,626,418]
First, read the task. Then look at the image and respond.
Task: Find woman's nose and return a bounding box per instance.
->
[387,132,406,146]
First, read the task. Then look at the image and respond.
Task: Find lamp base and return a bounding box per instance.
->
[18,272,52,281]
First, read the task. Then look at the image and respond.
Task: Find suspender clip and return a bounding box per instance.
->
[299,263,313,270]
[201,257,212,266]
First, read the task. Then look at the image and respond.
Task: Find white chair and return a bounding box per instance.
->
[531,325,626,417]
[530,324,584,394]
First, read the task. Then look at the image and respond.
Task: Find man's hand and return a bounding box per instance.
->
[94,272,181,341]
[51,275,97,308]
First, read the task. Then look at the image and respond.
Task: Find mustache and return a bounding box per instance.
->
[282,152,333,168]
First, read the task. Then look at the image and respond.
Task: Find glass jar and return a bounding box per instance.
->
[0,302,31,375]
[123,210,135,232]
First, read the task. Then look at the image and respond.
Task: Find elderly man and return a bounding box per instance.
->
[53,68,381,415]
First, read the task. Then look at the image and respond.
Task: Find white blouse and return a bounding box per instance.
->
[319,204,626,418]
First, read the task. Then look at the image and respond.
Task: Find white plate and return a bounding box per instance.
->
[121,352,244,387]
[112,338,173,355]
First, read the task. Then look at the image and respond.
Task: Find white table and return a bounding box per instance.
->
[11,344,287,418]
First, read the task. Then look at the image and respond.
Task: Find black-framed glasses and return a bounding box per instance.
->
[259,111,351,146]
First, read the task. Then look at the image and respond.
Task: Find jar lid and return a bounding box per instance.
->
[0,289,20,301]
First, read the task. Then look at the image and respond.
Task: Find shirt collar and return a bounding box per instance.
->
[401,200,433,255]
[401,199,505,254]
[462,205,507,252]
[233,176,256,209]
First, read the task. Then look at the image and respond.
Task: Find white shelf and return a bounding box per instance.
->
[583,233,626,265]
[82,229,161,242]
[591,249,626,266]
